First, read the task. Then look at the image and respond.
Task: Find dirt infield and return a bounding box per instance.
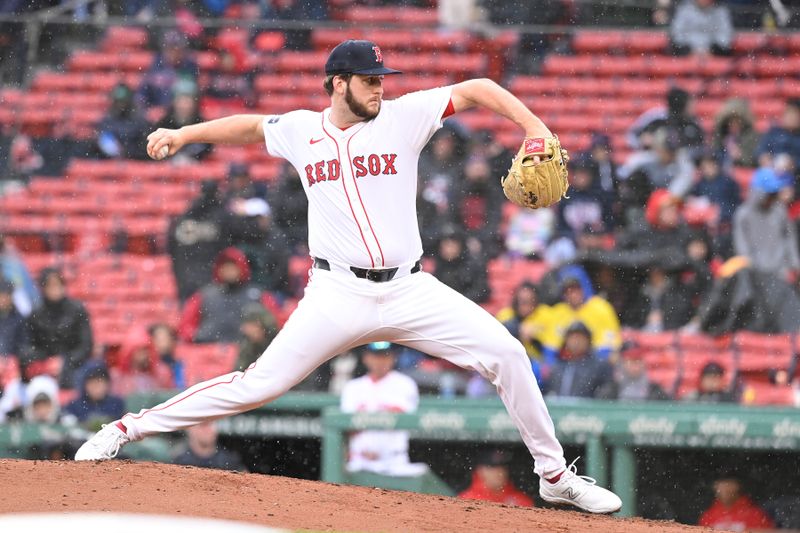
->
[0,460,711,532]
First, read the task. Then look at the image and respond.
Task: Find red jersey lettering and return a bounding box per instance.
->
[367,154,381,176]
[353,156,368,178]
[381,154,398,175]
[327,159,340,181]
[314,160,327,182]
[304,164,316,187]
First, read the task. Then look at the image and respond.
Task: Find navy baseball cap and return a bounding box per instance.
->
[325,40,402,76]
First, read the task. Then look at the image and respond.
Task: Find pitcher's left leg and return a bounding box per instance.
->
[384,273,565,477]
[383,273,621,513]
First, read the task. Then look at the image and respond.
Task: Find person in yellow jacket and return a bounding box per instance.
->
[539,277,621,362]
[495,282,552,360]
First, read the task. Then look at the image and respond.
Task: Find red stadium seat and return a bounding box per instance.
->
[740,382,796,406]
[176,343,239,386]
[624,31,669,54]
[572,31,625,55]
[101,26,148,52]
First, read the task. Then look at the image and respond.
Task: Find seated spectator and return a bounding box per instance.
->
[546,322,614,399]
[670,0,733,56]
[0,234,40,316]
[628,265,698,332]
[733,167,799,279]
[419,129,466,218]
[756,99,800,170]
[224,163,267,205]
[168,181,234,302]
[452,153,504,258]
[206,49,255,107]
[471,130,514,194]
[433,227,490,304]
[581,133,617,200]
[540,273,621,360]
[340,342,426,476]
[600,344,671,401]
[690,151,741,226]
[94,83,149,160]
[496,282,551,360]
[626,87,705,154]
[229,199,291,297]
[618,128,697,198]
[7,133,42,186]
[0,374,59,423]
[504,207,555,259]
[270,163,308,253]
[683,361,738,402]
[63,363,125,429]
[111,327,175,396]
[235,303,278,371]
[459,450,534,507]
[154,79,211,161]
[775,153,797,202]
[556,160,614,249]
[698,475,774,530]
[137,30,199,108]
[23,374,60,424]
[173,420,246,471]
[619,189,692,262]
[712,99,759,169]
[178,247,281,343]
[149,322,184,389]
[23,268,92,388]
[0,278,26,359]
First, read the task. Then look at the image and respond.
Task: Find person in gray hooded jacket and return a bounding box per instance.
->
[733,167,800,279]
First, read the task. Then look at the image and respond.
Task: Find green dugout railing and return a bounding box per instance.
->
[319,399,800,517]
[3,393,799,517]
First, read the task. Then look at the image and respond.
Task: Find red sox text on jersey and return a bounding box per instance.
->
[304,153,398,186]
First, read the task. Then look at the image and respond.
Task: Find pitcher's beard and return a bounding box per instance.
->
[345,85,380,120]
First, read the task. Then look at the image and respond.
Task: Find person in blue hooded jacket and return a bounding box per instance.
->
[63,362,125,429]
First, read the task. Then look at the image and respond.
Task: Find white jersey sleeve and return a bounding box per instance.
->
[388,86,453,153]
[261,110,313,160]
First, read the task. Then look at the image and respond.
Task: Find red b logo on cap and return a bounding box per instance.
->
[372,46,383,63]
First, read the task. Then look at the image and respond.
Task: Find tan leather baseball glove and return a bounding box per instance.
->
[501,136,570,209]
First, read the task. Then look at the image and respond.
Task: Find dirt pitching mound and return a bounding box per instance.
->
[0,459,710,532]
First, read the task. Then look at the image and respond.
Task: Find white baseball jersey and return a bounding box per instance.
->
[262,86,452,269]
[340,370,418,471]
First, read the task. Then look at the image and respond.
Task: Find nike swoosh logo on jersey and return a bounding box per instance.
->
[310,137,324,145]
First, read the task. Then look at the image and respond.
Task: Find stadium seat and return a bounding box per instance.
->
[101,26,148,52]
[740,382,796,406]
[176,343,238,386]
[572,31,626,55]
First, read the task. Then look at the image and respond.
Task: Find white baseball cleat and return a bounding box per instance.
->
[539,458,622,514]
[74,423,130,461]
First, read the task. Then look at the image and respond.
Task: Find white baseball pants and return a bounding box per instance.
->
[122,267,567,477]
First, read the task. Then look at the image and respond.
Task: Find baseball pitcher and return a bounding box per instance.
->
[76,40,620,514]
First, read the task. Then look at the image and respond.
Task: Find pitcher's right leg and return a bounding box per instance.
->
[76,269,377,459]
